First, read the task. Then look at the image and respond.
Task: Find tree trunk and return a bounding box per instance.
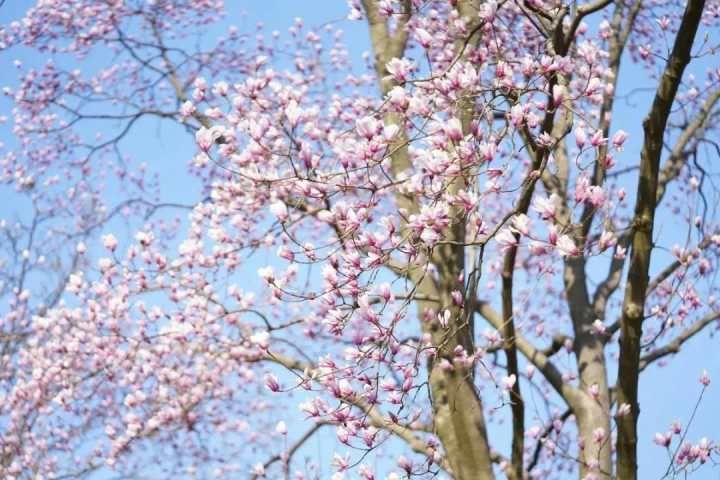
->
[615,0,706,477]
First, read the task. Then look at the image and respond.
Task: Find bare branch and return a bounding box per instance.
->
[639,312,720,371]
[656,88,720,203]
[250,421,329,480]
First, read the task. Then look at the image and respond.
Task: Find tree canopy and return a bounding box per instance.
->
[0,0,719,478]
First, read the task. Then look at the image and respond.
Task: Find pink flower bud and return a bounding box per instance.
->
[265,374,280,392]
[102,234,118,252]
[700,369,711,387]
[612,130,628,151]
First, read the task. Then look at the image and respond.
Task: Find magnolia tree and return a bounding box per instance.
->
[1,0,719,478]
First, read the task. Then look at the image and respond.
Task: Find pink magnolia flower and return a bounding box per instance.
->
[590,130,607,147]
[654,432,672,448]
[671,421,682,435]
[258,266,275,283]
[575,126,587,149]
[479,141,497,162]
[444,117,463,142]
[398,455,413,475]
[509,104,524,127]
[556,235,579,257]
[337,379,354,398]
[696,438,712,463]
[479,1,498,20]
[612,130,628,150]
[251,463,266,477]
[212,81,229,97]
[180,100,196,117]
[102,234,118,252]
[529,241,550,255]
[383,124,400,142]
[587,185,607,208]
[270,201,289,221]
[378,283,394,302]
[195,127,215,151]
[511,214,531,236]
[414,28,433,48]
[385,57,413,83]
[356,116,380,140]
[552,84,567,107]
[533,194,559,220]
[617,403,632,417]
[451,290,463,307]
[265,374,280,392]
[502,374,517,391]
[592,319,608,335]
[598,230,616,251]
[527,425,542,439]
[135,231,153,247]
[285,100,303,128]
[387,86,409,109]
[496,228,519,252]
[438,309,451,329]
[585,77,603,95]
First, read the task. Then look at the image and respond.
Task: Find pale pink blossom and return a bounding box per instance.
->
[502,374,517,391]
[533,194,559,220]
[511,214,532,236]
[285,100,303,128]
[575,127,587,148]
[496,228,518,252]
[617,403,632,417]
[102,234,118,252]
[356,116,380,139]
[265,374,280,392]
[552,84,567,107]
[180,100,196,117]
[556,235,579,257]
[414,28,433,48]
[598,231,616,251]
[270,201,289,221]
[612,130,628,150]
[654,432,672,447]
[385,58,413,83]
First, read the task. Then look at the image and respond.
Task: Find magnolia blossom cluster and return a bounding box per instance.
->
[0,0,718,479]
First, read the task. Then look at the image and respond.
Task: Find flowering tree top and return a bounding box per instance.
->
[0,0,719,479]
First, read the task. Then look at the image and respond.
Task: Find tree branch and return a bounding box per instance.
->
[261,352,451,473]
[250,421,329,480]
[615,1,706,477]
[639,311,720,371]
[604,232,718,338]
[475,301,582,407]
[656,88,720,203]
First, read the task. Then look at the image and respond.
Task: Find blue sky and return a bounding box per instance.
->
[0,1,718,478]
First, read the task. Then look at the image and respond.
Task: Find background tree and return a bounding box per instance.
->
[0,0,719,479]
